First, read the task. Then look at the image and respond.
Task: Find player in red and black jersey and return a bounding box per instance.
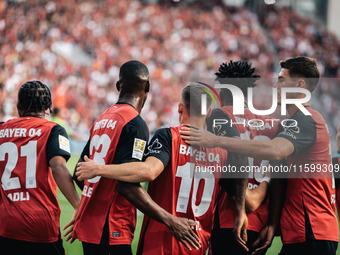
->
[75,83,248,254]
[69,61,200,254]
[332,126,340,214]
[182,57,339,255]
[0,81,80,254]
[205,61,279,255]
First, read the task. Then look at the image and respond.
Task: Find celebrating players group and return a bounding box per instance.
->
[0,56,339,255]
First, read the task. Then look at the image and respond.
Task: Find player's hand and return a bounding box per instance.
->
[180,127,217,147]
[264,168,271,178]
[233,209,249,252]
[251,224,275,255]
[63,207,79,243]
[167,216,201,251]
[76,156,98,181]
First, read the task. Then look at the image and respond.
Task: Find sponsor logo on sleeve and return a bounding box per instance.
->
[132,138,146,160]
[145,138,163,155]
[59,135,71,153]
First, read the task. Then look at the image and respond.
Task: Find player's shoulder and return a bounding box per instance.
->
[126,114,148,130]
[155,127,172,139]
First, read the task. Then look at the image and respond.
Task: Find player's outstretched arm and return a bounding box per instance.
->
[180,127,294,161]
[49,156,80,243]
[117,181,201,251]
[76,155,164,183]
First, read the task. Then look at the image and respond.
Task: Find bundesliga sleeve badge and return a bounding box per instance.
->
[132,138,146,160]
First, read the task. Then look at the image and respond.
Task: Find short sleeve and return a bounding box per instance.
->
[46,124,71,163]
[144,128,172,168]
[206,108,239,137]
[80,138,90,160]
[114,115,149,164]
[276,113,317,155]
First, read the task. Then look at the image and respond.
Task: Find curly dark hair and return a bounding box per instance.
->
[17,81,52,116]
[215,60,260,105]
[280,56,320,92]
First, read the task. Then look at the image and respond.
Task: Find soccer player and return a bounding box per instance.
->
[0,81,80,254]
[332,126,340,214]
[70,61,200,254]
[181,57,339,255]
[205,61,279,254]
[75,82,248,254]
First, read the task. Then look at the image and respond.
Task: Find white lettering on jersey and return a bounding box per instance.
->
[0,128,27,138]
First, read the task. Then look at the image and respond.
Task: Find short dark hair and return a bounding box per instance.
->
[280,56,320,92]
[215,60,260,105]
[181,82,213,116]
[17,81,52,116]
[118,60,150,96]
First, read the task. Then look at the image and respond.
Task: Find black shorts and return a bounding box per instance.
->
[82,242,132,255]
[210,228,259,255]
[82,214,132,255]
[0,235,64,255]
[279,239,338,255]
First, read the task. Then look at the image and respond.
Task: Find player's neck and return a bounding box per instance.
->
[181,116,206,130]
[20,112,45,118]
[117,96,144,113]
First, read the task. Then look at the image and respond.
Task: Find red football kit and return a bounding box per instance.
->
[0,117,70,242]
[206,106,279,233]
[276,107,338,244]
[73,103,149,245]
[137,126,228,254]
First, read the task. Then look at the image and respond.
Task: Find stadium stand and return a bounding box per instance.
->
[0,0,339,151]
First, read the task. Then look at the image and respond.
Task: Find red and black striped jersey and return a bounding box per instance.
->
[0,117,70,242]
[73,103,149,245]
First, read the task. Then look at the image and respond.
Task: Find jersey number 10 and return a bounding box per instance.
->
[176,162,215,217]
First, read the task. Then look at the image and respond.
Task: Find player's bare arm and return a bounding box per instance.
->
[245,170,270,213]
[234,177,249,252]
[76,155,164,183]
[49,156,80,243]
[117,182,201,251]
[225,152,249,252]
[72,157,84,190]
[180,127,294,161]
[251,161,286,255]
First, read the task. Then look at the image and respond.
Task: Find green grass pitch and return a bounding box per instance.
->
[58,156,340,254]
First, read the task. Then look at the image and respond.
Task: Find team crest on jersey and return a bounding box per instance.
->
[132,138,146,160]
[213,124,228,137]
[58,135,70,153]
[145,138,162,155]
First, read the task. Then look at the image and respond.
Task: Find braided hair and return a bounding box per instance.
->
[215,60,260,105]
[17,81,52,117]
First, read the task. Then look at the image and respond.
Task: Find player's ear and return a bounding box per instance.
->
[116,81,121,92]
[178,102,183,114]
[297,79,306,88]
[145,81,150,93]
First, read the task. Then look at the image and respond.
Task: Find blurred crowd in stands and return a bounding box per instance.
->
[0,0,339,153]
